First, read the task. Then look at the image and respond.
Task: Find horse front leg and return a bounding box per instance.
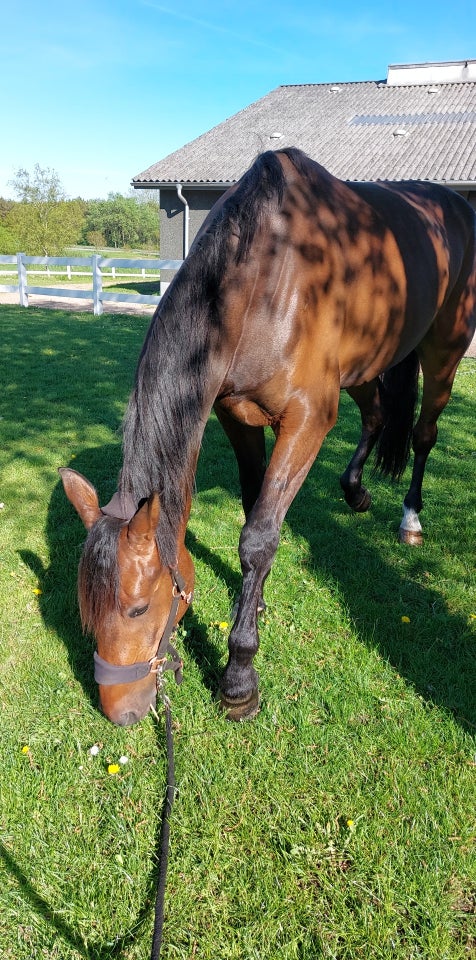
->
[214,404,269,622]
[339,380,384,512]
[220,396,339,720]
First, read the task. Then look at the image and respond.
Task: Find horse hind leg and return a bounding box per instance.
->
[399,352,465,546]
[339,380,384,512]
[402,237,476,544]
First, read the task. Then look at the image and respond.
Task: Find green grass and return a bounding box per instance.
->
[0,303,475,959]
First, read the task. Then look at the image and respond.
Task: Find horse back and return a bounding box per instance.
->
[218,150,476,398]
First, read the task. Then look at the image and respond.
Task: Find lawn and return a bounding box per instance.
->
[0,304,475,959]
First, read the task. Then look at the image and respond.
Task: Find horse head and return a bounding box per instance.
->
[59,468,194,725]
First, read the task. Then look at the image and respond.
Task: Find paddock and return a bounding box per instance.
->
[0,302,474,959]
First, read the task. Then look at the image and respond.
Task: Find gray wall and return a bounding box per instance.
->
[159,187,225,282]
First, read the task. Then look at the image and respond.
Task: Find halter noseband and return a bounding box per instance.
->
[93,568,192,688]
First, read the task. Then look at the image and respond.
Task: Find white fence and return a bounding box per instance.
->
[0,253,183,315]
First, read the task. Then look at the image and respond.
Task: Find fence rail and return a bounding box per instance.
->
[0,253,183,315]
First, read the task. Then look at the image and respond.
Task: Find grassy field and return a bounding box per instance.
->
[0,303,475,959]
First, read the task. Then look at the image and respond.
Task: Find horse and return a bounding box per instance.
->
[59,147,476,726]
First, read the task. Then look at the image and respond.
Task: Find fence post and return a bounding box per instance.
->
[17,253,28,307]
[92,255,103,315]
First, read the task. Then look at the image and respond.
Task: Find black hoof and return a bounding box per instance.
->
[352,488,371,512]
[340,477,372,513]
[219,687,260,722]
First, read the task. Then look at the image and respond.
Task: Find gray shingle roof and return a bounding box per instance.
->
[133,75,476,187]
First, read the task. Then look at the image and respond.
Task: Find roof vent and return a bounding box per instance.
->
[393,128,409,137]
[330,85,342,93]
[269,132,283,139]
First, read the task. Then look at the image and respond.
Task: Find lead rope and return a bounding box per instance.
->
[149,696,176,960]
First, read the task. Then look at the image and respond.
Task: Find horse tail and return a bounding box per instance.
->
[374,350,420,480]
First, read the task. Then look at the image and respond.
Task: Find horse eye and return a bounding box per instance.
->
[128,604,149,619]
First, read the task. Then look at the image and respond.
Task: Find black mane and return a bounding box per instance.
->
[79,516,122,633]
[118,149,290,566]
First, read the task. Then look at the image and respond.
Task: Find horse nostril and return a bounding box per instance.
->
[100,690,156,726]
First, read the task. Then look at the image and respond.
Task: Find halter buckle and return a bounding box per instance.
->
[149,655,167,675]
[172,581,193,604]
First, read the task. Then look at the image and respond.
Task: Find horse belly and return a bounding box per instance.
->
[338,248,409,385]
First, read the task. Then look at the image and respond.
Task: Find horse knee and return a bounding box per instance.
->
[239,521,280,576]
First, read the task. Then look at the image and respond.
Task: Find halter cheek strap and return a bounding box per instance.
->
[93,570,192,688]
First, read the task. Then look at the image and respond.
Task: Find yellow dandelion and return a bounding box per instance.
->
[21,745,30,754]
[346,819,355,828]
[33,587,43,596]
[218,621,229,630]
[107,763,121,775]
[401,616,411,623]
[470,614,476,621]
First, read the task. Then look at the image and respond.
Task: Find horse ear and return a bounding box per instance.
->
[58,467,102,530]
[127,493,160,551]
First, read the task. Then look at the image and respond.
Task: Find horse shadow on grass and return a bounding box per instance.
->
[1,727,179,960]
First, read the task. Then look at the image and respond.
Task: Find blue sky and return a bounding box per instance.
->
[1,0,474,199]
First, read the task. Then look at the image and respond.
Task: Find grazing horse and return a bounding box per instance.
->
[60,148,476,725]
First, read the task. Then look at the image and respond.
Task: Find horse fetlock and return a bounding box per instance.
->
[398,503,423,547]
[399,504,423,545]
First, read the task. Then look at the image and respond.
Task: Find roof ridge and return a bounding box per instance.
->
[279,80,383,89]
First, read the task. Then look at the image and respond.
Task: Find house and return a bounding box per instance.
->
[132,59,476,277]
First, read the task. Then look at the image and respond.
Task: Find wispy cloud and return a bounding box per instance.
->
[141,1,290,56]
[301,11,405,41]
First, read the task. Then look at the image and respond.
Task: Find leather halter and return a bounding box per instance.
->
[93,569,192,688]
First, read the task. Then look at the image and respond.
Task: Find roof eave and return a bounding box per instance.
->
[348,178,476,189]
[132,180,234,190]
[132,177,476,192]
[438,180,476,190]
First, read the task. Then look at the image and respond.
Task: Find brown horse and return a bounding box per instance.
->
[60,148,476,726]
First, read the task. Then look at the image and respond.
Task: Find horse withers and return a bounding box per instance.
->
[60,148,476,725]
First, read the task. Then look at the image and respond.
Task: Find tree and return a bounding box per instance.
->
[0,198,19,253]
[7,164,85,255]
[10,164,65,205]
[82,194,159,250]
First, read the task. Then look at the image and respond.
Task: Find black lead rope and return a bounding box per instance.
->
[89,559,190,958]
[150,697,176,960]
